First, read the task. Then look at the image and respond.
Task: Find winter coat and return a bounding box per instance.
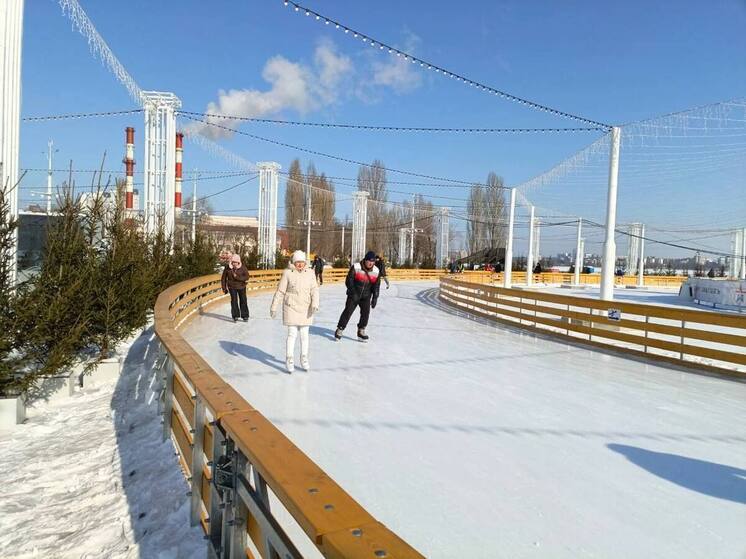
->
[221,264,249,292]
[345,261,381,303]
[270,265,320,326]
[313,257,325,273]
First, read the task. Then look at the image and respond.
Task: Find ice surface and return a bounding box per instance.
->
[0,329,206,559]
[183,281,746,559]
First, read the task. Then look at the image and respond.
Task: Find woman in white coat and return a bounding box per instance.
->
[270,250,320,372]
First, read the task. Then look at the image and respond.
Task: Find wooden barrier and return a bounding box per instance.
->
[439,276,746,379]
[154,272,424,559]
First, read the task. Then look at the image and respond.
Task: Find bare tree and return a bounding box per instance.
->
[284,159,305,250]
[357,160,388,255]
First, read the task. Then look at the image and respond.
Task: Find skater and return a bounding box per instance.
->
[313,254,325,285]
[221,254,250,322]
[335,250,380,341]
[269,250,319,373]
[374,255,390,289]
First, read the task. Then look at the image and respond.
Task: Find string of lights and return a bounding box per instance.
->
[21,109,143,122]
[279,0,611,129]
[177,110,605,134]
[180,114,512,188]
[193,175,259,204]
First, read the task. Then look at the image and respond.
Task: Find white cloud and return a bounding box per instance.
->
[191,34,424,139]
[360,30,424,100]
[193,40,353,139]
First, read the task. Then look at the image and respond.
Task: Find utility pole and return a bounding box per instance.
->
[341,225,345,260]
[191,170,198,243]
[46,139,56,213]
[297,182,319,256]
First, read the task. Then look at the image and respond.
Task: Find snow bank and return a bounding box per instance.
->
[0,329,206,559]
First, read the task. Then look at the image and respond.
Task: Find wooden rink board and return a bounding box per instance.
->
[440,277,746,379]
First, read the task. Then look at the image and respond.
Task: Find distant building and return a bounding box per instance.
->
[195,214,259,250]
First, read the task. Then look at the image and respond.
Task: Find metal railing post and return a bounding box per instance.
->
[161,355,174,442]
[190,395,206,526]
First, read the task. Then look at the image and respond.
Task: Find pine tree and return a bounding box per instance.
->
[16,189,94,388]
[0,183,25,396]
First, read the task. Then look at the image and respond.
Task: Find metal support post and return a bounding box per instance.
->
[192,171,198,243]
[297,182,320,256]
[526,205,535,286]
[741,227,746,280]
[574,218,583,286]
[637,223,645,287]
[504,188,516,288]
[190,396,206,526]
[600,126,621,301]
[161,355,174,441]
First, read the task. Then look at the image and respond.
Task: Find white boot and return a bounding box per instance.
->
[300,355,310,371]
[286,357,294,373]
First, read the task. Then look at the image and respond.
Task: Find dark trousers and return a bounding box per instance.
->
[229,288,249,320]
[337,295,371,330]
[315,271,323,285]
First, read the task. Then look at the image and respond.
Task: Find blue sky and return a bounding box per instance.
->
[17,0,746,256]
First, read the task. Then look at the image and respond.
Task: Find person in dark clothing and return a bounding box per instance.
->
[533,262,543,274]
[221,254,250,322]
[313,255,325,285]
[335,251,381,341]
[374,255,390,289]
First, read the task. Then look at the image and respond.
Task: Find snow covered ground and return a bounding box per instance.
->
[183,281,746,559]
[0,329,206,559]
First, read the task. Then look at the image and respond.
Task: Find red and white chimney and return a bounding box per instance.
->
[175,132,183,208]
[124,127,135,210]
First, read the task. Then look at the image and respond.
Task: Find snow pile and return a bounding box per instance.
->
[0,329,206,559]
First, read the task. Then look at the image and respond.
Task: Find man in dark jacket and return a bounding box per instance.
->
[313,255,325,285]
[221,254,250,322]
[335,251,380,341]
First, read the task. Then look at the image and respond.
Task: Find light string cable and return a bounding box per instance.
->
[22,109,144,122]
[181,114,514,188]
[279,0,611,129]
[177,110,605,134]
[58,0,143,105]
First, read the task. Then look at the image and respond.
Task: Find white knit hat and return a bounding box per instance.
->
[291,250,306,263]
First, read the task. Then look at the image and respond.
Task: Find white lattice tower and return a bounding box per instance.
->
[398,228,407,265]
[1,0,24,283]
[351,191,369,263]
[626,223,643,276]
[257,162,280,269]
[436,207,449,269]
[142,91,181,238]
[533,217,541,266]
[731,229,746,279]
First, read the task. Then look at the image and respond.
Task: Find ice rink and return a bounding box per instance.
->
[183,281,746,559]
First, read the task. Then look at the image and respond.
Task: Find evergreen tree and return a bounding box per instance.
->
[0,183,25,396]
[16,190,94,387]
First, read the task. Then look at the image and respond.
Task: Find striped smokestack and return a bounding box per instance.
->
[175,132,183,208]
[124,127,135,209]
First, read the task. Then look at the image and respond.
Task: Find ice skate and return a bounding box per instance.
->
[357,328,369,342]
[285,358,294,373]
[334,328,343,341]
[300,356,310,371]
